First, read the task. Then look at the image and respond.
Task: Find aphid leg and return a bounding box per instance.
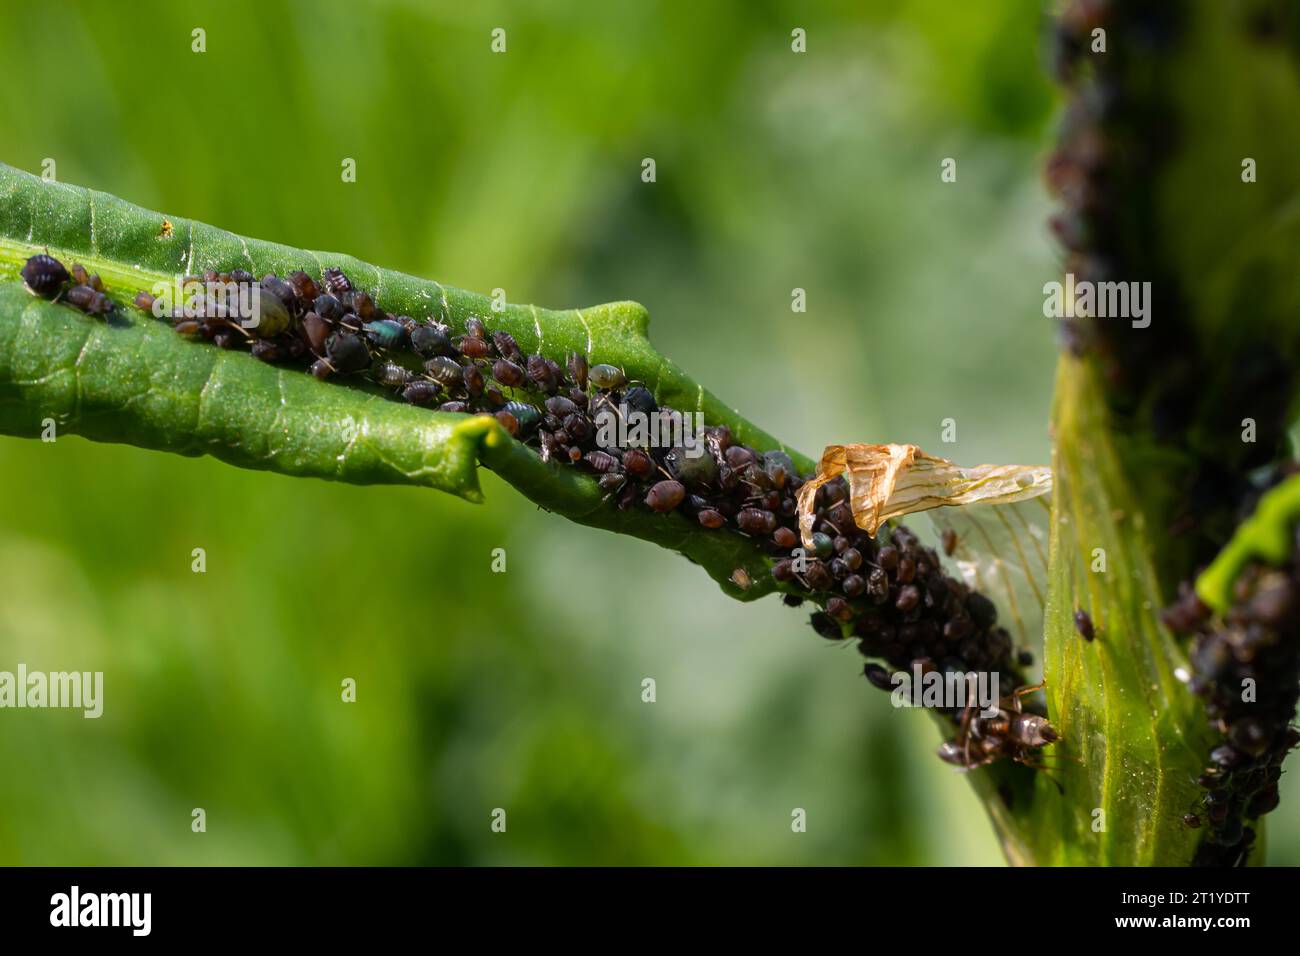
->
[1007,682,1046,713]
[957,690,978,768]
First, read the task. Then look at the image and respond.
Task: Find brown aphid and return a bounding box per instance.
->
[526,354,561,393]
[286,270,320,303]
[493,330,523,363]
[737,508,777,535]
[251,339,286,363]
[645,480,686,513]
[133,291,157,313]
[826,597,854,623]
[372,362,412,388]
[1074,609,1095,642]
[401,381,442,406]
[71,263,90,286]
[773,526,798,549]
[463,364,485,397]
[583,450,621,473]
[544,395,579,418]
[351,291,377,320]
[64,284,112,317]
[424,356,463,387]
[698,509,725,529]
[622,448,654,479]
[492,359,526,388]
[895,584,921,613]
[459,335,492,359]
[562,413,590,442]
[877,546,900,572]
[301,312,330,355]
[567,352,589,389]
[805,561,833,591]
[942,528,959,556]
[495,410,520,436]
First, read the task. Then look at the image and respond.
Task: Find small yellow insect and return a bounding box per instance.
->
[158,219,173,238]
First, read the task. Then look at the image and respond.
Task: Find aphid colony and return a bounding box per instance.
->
[19,252,1053,772]
[19,253,113,317]
[801,511,1047,770]
[1049,0,1293,555]
[1164,549,1300,866]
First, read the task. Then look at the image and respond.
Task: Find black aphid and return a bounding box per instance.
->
[21,253,70,298]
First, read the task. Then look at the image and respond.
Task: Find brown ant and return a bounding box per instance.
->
[937,680,1068,790]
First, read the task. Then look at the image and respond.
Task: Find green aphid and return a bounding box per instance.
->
[811,532,834,561]
[363,318,410,351]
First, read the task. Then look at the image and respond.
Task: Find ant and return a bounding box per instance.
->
[937,679,1070,791]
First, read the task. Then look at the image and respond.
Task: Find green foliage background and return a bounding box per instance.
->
[0,0,1293,865]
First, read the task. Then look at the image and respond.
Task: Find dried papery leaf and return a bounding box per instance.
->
[925,498,1052,650]
[796,443,1052,546]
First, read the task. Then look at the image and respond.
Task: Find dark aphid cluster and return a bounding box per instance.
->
[1164,557,1300,866]
[20,253,114,318]
[136,265,819,535]
[796,495,1042,763]
[23,253,1041,768]
[1049,0,1297,566]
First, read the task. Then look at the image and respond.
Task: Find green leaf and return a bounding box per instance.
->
[0,162,810,599]
[1031,357,1215,865]
[1196,474,1300,614]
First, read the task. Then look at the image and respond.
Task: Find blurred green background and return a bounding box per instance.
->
[0,0,1294,865]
